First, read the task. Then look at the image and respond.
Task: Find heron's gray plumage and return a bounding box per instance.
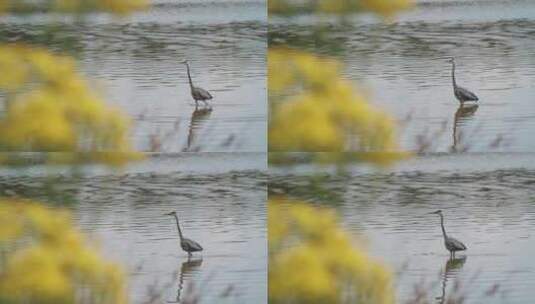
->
[445,236,466,252]
[192,86,212,101]
[455,85,478,102]
[183,60,213,107]
[181,238,203,252]
[166,211,203,255]
[450,58,479,103]
[430,210,467,257]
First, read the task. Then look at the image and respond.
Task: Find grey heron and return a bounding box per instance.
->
[165,211,203,256]
[449,57,479,104]
[429,210,467,258]
[181,60,213,108]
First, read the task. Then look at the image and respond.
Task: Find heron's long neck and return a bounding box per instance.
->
[439,214,448,239]
[173,214,184,240]
[451,62,457,88]
[186,63,194,89]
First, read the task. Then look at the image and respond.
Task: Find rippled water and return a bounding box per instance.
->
[0,0,267,152]
[270,152,535,303]
[270,0,535,152]
[269,1,535,300]
[0,153,267,304]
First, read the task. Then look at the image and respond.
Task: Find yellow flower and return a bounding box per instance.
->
[0,200,127,304]
[360,0,413,17]
[3,246,72,298]
[269,48,398,155]
[1,91,76,150]
[0,45,140,165]
[0,46,31,91]
[0,0,148,15]
[269,199,395,304]
[268,0,413,16]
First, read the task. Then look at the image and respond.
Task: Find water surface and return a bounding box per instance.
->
[270,153,535,303]
[270,0,535,152]
[1,0,267,152]
[0,153,267,304]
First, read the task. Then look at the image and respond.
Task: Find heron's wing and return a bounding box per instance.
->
[184,238,203,251]
[195,87,213,100]
[457,86,479,101]
[448,237,467,250]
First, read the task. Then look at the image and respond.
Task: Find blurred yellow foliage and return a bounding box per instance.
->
[359,0,413,16]
[0,200,127,304]
[269,199,394,304]
[0,0,147,14]
[0,45,140,165]
[269,0,412,16]
[269,48,397,153]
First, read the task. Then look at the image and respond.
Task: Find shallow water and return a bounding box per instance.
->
[0,153,267,304]
[0,0,267,152]
[270,0,535,153]
[270,5,535,300]
[270,152,535,303]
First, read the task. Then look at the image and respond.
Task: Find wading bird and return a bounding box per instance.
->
[429,210,467,258]
[165,211,203,256]
[182,60,213,108]
[449,57,479,104]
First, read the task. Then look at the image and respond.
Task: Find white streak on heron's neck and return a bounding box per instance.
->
[173,214,184,241]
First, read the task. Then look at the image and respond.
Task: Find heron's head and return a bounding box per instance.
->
[165,211,177,216]
[180,60,189,65]
[429,210,442,215]
[447,57,455,63]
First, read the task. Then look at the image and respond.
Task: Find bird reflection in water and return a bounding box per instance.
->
[168,257,203,303]
[436,256,467,304]
[451,103,478,152]
[185,107,212,151]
